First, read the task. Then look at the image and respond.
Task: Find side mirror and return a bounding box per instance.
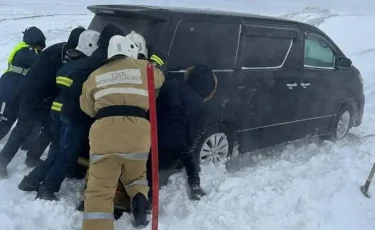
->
[337,57,352,69]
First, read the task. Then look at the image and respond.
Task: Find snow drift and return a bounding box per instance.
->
[0,1,374,230]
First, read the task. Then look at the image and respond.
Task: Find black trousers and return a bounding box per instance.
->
[25,123,53,161]
[0,99,52,167]
[0,99,19,141]
[21,123,42,150]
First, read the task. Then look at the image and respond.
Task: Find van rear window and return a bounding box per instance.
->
[167,21,239,70]
[88,14,163,49]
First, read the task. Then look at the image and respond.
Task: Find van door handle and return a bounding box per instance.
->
[301,82,311,88]
[286,83,297,90]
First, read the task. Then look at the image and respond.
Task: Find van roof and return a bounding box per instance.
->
[87,4,304,25]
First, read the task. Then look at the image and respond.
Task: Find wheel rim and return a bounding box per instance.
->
[336,111,351,139]
[199,133,229,165]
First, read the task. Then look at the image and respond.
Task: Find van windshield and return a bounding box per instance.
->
[88,14,165,50]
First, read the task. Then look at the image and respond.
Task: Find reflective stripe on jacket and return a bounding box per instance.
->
[5,41,38,75]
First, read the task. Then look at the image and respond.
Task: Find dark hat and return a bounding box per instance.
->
[98,24,124,48]
[66,26,86,50]
[23,26,46,49]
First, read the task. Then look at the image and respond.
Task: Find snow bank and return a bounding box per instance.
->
[0,2,374,230]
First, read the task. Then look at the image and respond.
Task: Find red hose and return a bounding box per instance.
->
[146,63,159,230]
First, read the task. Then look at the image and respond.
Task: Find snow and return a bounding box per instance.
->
[0,1,375,230]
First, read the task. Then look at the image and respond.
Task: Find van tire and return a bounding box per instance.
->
[191,123,234,166]
[326,103,354,141]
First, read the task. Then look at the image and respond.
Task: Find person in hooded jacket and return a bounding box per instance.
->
[0,26,46,141]
[0,27,85,178]
[146,64,217,201]
[18,30,100,201]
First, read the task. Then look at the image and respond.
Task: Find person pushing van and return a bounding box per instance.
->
[80,34,164,229]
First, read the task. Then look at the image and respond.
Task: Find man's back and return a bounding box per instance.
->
[80,57,164,155]
[54,53,98,123]
[20,42,66,102]
[157,78,206,150]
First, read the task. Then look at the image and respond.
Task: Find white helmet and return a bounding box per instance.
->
[107,35,139,59]
[125,31,148,58]
[75,30,100,57]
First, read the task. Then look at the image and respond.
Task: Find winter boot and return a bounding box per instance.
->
[25,158,43,168]
[36,186,58,201]
[18,175,40,191]
[189,184,207,201]
[131,193,149,227]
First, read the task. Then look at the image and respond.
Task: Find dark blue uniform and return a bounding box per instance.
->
[0,43,40,140]
[19,50,101,200]
[0,27,85,177]
[17,42,75,167]
[0,26,46,141]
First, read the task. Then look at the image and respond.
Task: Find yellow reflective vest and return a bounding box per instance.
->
[4,41,38,74]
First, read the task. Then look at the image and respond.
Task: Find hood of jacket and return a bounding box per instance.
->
[65,27,86,50]
[97,24,124,49]
[184,65,218,102]
[23,26,46,49]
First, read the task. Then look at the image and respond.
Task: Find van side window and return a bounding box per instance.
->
[238,25,294,69]
[304,34,335,68]
[167,21,239,70]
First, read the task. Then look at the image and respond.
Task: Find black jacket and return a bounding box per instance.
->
[19,42,67,104]
[53,51,100,124]
[156,79,206,151]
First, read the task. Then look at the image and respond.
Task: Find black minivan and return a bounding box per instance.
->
[87,4,365,166]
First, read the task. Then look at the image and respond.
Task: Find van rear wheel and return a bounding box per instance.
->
[191,123,234,166]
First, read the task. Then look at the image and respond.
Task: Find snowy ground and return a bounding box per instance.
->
[0,0,375,230]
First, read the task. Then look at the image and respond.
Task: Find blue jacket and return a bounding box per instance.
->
[52,50,101,124]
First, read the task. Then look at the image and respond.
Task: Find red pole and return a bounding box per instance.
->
[146,63,159,230]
